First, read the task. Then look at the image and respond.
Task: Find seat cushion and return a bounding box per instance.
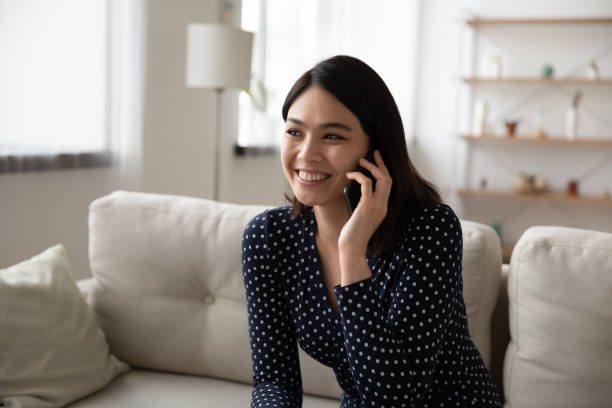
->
[66,370,340,408]
[504,226,612,407]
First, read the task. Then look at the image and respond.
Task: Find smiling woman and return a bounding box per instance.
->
[241,55,502,407]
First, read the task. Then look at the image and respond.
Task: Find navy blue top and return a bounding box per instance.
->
[241,203,501,407]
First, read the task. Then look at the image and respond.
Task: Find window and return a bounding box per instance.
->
[237,0,421,150]
[0,0,109,171]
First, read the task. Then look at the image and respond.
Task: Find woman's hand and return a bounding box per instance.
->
[338,149,393,257]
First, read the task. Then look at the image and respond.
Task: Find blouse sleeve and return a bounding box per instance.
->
[241,213,303,408]
[332,204,463,407]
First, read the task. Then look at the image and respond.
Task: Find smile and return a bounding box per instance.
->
[296,170,331,182]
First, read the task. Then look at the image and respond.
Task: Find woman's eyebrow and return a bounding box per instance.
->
[286,117,353,131]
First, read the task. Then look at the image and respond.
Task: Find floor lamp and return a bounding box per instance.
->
[185,23,253,201]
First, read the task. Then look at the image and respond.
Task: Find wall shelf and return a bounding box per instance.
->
[465,17,612,26]
[461,135,612,145]
[462,77,612,85]
[458,189,612,205]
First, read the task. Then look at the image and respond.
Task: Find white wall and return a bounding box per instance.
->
[142,0,217,198]
[0,168,122,279]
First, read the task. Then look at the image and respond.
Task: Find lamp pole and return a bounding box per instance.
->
[214,88,222,201]
[185,23,253,201]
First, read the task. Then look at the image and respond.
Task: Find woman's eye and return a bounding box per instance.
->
[286,129,301,137]
[325,134,344,140]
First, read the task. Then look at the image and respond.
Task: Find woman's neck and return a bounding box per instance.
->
[313,199,351,249]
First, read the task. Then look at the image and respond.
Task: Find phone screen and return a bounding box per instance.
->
[343,149,377,214]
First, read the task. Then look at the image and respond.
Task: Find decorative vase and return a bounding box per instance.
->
[566,107,578,140]
[472,100,489,136]
[566,180,579,196]
[587,61,600,80]
[540,64,554,78]
[505,121,518,138]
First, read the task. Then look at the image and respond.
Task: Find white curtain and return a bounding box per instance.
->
[0,0,144,181]
[108,0,145,190]
[239,0,422,147]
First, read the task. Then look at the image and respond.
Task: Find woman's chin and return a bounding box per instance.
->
[293,192,345,209]
[292,191,326,207]
[293,195,318,207]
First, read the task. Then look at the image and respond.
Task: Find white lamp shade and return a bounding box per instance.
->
[186,23,253,90]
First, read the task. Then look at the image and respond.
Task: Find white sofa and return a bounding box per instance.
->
[67,191,612,407]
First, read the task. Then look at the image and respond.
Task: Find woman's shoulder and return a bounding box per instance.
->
[243,205,305,235]
[411,203,461,228]
[395,203,462,251]
[246,205,301,223]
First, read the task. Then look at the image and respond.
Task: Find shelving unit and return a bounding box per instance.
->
[458,15,612,262]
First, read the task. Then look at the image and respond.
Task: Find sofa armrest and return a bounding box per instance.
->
[76,277,96,305]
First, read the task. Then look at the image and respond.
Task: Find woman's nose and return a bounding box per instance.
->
[298,137,323,162]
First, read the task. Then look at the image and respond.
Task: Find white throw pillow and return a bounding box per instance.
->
[0,244,129,408]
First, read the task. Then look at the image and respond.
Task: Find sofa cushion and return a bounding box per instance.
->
[0,244,129,408]
[66,369,340,408]
[460,220,503,367]
[504,226,612,407]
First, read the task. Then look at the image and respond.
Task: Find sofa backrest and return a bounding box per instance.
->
[504,226,612,408]
[87,191,502,400]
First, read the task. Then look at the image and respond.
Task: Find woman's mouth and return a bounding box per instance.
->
[295,170,331,183]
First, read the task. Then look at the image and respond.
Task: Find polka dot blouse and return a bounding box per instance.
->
[241,203,502,407]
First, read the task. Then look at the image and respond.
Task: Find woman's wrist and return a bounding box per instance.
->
[339,252,371,286]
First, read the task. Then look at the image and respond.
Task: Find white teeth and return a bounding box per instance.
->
[298,170,330,182]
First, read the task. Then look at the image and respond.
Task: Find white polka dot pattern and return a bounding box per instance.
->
[242,204,501,407]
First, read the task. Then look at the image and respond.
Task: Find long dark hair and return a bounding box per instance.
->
[282,55,441,257]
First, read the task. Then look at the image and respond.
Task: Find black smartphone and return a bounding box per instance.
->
[343,149,377,214]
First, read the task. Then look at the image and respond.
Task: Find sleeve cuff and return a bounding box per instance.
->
[333,276,376,316]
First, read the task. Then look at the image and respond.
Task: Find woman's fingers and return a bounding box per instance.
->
[346,171,373,196]
[373,149,389,172]
[358,150,392,193]
[359,151,390,178]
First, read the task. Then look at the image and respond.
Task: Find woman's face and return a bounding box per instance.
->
[281,85,370,209]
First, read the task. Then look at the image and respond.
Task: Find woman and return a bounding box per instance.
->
[241,55,501,407]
